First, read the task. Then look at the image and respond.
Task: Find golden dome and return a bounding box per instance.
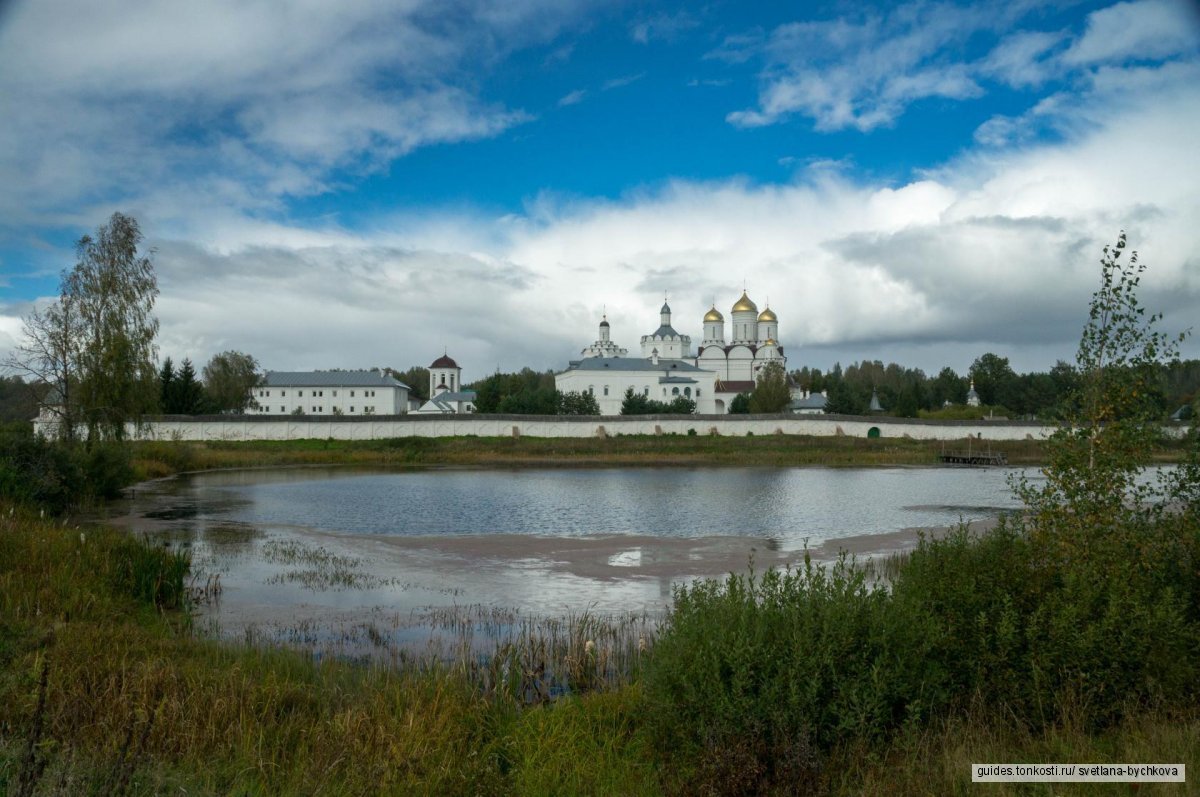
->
[703,306,724,322]
[763,338,777,346]
[758,307,777,322]
[731,292,758,313]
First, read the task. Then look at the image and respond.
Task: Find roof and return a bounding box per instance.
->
[659,376,698,384]
[430,354,459,368]
[647,324,683,338]
[715,380,756,393]
[660,302,671,313]
[563,357,707,373]
[703,306,724,322]
[790,394,828,410]
[263,370,410,389]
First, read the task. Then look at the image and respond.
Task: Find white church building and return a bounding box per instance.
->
[555,292,791,415]
[415,353,477,414]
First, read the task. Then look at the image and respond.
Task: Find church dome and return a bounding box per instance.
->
[430,354,459,368]
[703,306,724,322]
[599,317,610,327]
[763,338,777,346]
[732,292,757,313]
[758,307,777,322]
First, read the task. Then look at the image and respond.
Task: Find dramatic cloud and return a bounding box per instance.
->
[0,0,590,231]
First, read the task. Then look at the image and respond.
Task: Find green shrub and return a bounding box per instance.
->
[0,423,82,512]
[644,521,1200,794]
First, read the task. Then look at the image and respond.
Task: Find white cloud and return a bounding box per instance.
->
[1062,0,1200,65]
[724,2,991,131]
[980,29,1067,87]
[722,0,1200,134]
[558,89,588,107]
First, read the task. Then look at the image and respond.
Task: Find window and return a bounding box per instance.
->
[696,389,701,397]
[266,391,270,397]
[603,385,609,396]
[449,375,455,390]
[350,406,355,413]
[280,406,284,412]
[350,390,355,397]
[333,390,338,397]
[684,387,691,397]
[319,390,323,397]
[644,386,649,396]
[588,386,594,395]
[281,391,286,397]
[672,387,680,396]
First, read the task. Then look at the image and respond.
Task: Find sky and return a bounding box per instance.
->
[1,0,1198,383]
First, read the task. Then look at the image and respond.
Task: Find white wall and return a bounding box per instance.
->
[35,413,1191,443]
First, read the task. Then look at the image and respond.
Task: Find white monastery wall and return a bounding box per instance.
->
[42,413,1175,442]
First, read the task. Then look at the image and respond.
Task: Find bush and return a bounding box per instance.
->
[0,423,136,511]
[0,423,82,512]
[644,521,1200,794]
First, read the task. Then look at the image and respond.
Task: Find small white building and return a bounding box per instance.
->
[415,353,477,414]
[248,370,410,416]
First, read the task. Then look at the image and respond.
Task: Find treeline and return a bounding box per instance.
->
[794,353,1200,419]
[470,368,599,415]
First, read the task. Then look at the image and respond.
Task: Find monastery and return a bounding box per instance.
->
[555,292,790,415]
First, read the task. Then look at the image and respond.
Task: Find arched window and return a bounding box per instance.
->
[644,386,649,395]
[684,387,691,397]
[672,387,680,396]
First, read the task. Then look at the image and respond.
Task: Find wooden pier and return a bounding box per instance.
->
[938,451,1008,466]
[939,440,1008,466]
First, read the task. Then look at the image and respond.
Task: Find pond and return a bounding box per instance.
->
[100,465,1033,658]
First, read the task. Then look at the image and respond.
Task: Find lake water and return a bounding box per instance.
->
[103,465,1035,654]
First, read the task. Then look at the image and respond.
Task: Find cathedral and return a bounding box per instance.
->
[555,292,791,415]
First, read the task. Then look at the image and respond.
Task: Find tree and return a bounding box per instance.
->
[203,350,262,413]
[4,291,84,441]
[558,390,600,415]
[393,366,431,402]
[0,375,49,424]
[968,353,1018,409]
[171,358,206,415]
[749,362,791,413]
[159,357,177,414]
[6,212,158,441]
[1015,232,1198,548]
[620,387,695,415]
[728,393,751,414]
